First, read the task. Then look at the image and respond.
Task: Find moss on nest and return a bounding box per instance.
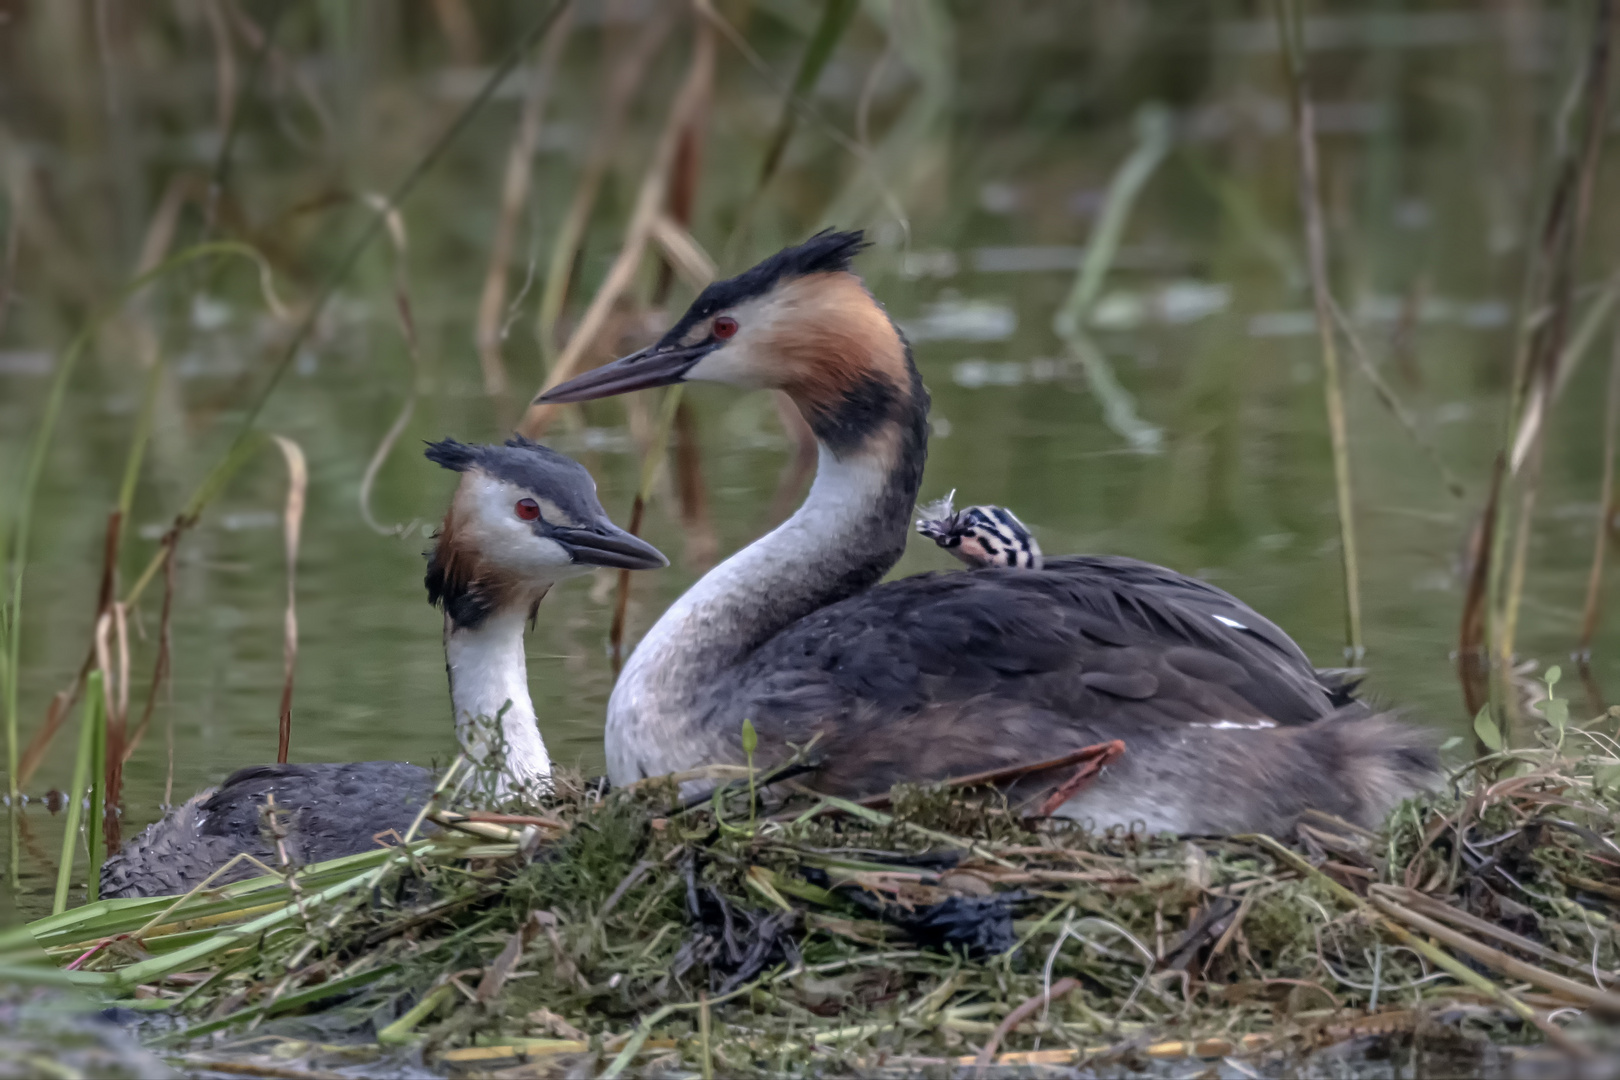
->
[9,728,1620,1077]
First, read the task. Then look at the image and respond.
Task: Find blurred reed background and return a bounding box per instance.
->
[1,0,1617,917]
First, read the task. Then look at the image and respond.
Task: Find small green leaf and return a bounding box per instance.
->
[1596,763,1620,796]
[1544,665,1562,691]
[1439,735,1463,752]
[1544,696,1568,733]
[741,718,758,757]
[1474,706,1503,752]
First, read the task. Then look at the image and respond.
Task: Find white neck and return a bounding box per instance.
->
[606,444,903,782]
[635,445,888,666]
[445,607,552,794]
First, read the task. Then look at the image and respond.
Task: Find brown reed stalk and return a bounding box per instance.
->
[1495,0,1613,715]
[519,13,716,439]
[475,7,574,424]
[114,2,570,603]
[1278,0,1362,659]
[1459,455,1506,723]
[533,7,676,364]
[357,192,425,537]
[92,604,130,855]
[121,534,176,766]
[657,91,719,572]
[0,180,18,336]
[271,436,307,764]
[18,508,125,793]
[1580,319,1620,654]
[12,11,565,808]
[604,17,718,671]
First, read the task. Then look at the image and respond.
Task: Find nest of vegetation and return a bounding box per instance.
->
[9,719,1620,1079]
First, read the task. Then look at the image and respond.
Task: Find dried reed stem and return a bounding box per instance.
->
[475,7,573,422]
[974,977,1079,1077]
[519,14,715,439]
[272,436,307,764]
[122,534,176,765]
[1279,0,1362,659]
[1495,0,1613,692]
[356,194,423,538]
[1581,321,1620,654]
[533,7,675,363]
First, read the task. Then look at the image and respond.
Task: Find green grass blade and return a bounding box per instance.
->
[87,673,106,904]
[2,241,281,855]
[52,671,103,915]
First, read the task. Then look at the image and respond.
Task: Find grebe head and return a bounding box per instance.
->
[540,230,918,456]
[424,436,667,627]
[915,493,1043,570]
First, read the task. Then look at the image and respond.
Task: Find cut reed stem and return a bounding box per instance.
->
[1278,0,1362,659]
[1494,0,1614,696]
[1580,318,1620,653]
[271,435,307,764]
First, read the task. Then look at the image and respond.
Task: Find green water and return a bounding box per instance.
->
[2,3,1613,917]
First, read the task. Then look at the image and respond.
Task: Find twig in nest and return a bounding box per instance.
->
[1033,740,1127,818]
[974,977,1078,1077]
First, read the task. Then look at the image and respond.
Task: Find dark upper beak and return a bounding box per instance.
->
[551,522,669,571]
[537,341,715,404]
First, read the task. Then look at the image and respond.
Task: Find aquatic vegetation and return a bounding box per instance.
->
[4,1,1620,1074]
[6,721,1619,1076]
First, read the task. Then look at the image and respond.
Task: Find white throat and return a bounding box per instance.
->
[445,607,552,794]
[605,444,894,784]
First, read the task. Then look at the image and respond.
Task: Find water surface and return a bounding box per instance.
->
[2,4,1613,917]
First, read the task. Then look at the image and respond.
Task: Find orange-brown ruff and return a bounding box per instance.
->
[539,230,1436,835]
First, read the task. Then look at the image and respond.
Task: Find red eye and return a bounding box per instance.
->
[712,316,738,339]
[515,498,540,521]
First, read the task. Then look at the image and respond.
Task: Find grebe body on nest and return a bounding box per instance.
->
[101,438,666,898]
[540,230,1435,835]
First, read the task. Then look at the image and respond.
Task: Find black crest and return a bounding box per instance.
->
[424,437,600,515]
[424,437,481,472]
[658,229,869,348]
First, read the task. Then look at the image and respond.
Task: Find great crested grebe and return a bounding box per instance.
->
[915,493,1043,570]
[100,437,667,898]
[540,230,1436,834]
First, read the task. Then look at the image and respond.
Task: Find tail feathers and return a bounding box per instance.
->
[1313,666,1367,709]
[1048,708,1439,836]
[1298,710,1440,828]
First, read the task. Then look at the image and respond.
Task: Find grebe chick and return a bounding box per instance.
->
[539,230,1436,835]
[915,492,1043,569]
[100,437,666,898]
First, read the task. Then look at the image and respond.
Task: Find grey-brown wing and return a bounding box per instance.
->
[728,557,1342,751]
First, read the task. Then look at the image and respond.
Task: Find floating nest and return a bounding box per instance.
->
[7,731,1620,1078]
